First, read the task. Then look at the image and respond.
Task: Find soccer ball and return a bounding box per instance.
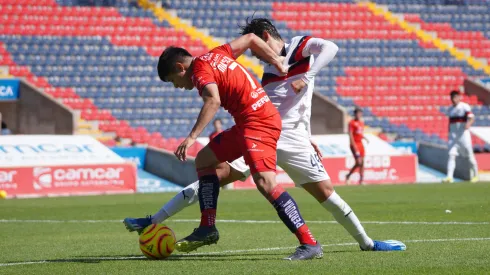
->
[139,224,176,260]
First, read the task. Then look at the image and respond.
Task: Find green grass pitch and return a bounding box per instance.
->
[0,182,489,274]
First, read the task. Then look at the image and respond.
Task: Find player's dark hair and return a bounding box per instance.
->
[214,118,222,124]
[157,46,192,81]
[354,107,363,114]
[239,17,282,40]
[450,90,460,98]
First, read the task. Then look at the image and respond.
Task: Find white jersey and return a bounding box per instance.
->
[448,102,474,139]
[228,36,338,185]
[262,36,338,134]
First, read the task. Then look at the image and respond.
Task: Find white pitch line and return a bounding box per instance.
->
[0,219,488,225]
[1,237,490,267]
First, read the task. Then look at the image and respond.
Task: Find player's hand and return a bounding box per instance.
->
[174,136,196,162]
[310,139,323,158]
[291,79,307,94]
[273,56,288,75]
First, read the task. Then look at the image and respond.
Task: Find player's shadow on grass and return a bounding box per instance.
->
[15,250,350,265]
[28,253,286,264]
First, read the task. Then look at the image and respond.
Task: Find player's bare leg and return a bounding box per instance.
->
[345,158,361,185]
[253,171,323,260]
[358,157,365,185]
[302,179,406,251]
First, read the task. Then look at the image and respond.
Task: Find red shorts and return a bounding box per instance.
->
[209,114,281,174]
[350,142,365,158]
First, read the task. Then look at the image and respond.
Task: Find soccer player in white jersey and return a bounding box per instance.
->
[443,90,479,183]
[124,18,406,254]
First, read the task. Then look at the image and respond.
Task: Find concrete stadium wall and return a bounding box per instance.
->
[145,146,198,187]
[311,92,347,134]
[465,79,490,105]
[418,142,471,180]
[0,80,75,134]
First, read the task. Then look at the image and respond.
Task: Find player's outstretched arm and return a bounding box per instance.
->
[228,33,287,74]
[175,84,221,161]
[291,38,339,93]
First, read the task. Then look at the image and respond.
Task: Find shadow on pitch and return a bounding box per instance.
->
[20,253,287,264]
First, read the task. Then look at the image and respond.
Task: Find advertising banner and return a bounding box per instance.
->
[390,141,418,154]
[0,135,125,167]
[110,147,147,169]
[0,163,136,198]
[233,134,417,189]
[0,79,19,100]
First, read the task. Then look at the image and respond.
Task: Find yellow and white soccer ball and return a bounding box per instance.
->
[139,224,176,260]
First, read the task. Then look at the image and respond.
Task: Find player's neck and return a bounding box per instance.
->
[269,39,285,56]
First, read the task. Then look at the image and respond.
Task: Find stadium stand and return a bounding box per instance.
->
[0,0,488,152]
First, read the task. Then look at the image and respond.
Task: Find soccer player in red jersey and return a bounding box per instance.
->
[346,107,369,185]
[208,118,223,140]
[155,34,322,260]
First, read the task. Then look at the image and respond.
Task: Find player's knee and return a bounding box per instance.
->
[253,173,276,194]
[357,158,363,166]
[195,146,218,169]
[303,180,334,202]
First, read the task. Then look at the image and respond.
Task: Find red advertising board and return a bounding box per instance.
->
[233,155,417,189]
[0,163,136,198]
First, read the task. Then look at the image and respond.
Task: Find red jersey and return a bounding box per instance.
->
[191,44,278,125]
[349,119,364,143]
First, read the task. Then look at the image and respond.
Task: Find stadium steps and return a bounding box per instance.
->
[363,1,490,75]
[135,0,263,77]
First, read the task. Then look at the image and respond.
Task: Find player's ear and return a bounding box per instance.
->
[175,62,186,74]
[262,31,270,41]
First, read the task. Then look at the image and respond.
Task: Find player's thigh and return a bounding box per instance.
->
[448,141,460,156]
[277,147,330,187]
[195,145,220,170]
[207,126,243,166]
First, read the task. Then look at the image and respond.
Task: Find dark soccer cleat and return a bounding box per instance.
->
[361,240,407,251]
[283,242,323,261]
[123,216,152,234]
[175,226,220,253]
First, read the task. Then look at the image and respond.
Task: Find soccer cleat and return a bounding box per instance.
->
[362,240,407,251]
[283,242,323,261]
[442,177,453,183]
[123,216,152,234]
[175,226,220,253]
[470,176,479,183]
[345,179,352,185]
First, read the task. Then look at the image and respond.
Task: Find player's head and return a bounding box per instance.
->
[158,46,194,90]
[213,118,222,131]
[450,90,461,105]
[354,107,363,120]
[239,17,283,60]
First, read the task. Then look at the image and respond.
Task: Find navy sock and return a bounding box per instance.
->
[268,185,316,245]
[198,174,220,227]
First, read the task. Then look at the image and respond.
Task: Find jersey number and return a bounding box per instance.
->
[310,154,325,173]
[228,62,257,89]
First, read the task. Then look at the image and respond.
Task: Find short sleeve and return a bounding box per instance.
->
[192,61,216,96]
[211,44,235,59]
[348,121,355,133]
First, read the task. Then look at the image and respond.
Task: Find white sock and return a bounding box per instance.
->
[447,155,456,179]
[151,180,199,224]
[468,154,479,178]
[322,191,374,250]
